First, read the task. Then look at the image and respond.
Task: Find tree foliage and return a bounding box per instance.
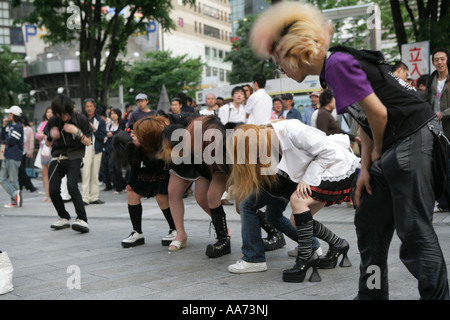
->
[0,46,30,109]
[224,14,277,84]
[389,0,449,52]
[11,0,196,106]
[121,50,204,106]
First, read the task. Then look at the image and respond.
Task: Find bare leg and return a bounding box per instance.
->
[207,173,227,208]
[42,164,50,200]
[155,193,169,210]
[168,174,191,247]
[194,177,211,215]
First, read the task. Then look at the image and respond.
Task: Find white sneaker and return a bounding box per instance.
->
[121,231,145,248]
[161,229,177,246]
[51,218,70,230]
[71,219,89,233]
[288,246,323,257]
[228,260,268,274]
[15,190,22,207]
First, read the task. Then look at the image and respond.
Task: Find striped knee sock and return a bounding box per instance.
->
[313,220,343,248]
[294,211,313,262]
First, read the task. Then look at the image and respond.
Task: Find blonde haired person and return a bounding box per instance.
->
[250,2,448,299]
[227,120,359,281]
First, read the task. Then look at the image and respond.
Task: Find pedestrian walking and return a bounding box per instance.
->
[0,106,23,208]
[35,107,54,202]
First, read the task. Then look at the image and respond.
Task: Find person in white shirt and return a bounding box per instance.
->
[200,93,217,116]
[245,73,273,125]
[217,86,246,127]
[227,120,360,281]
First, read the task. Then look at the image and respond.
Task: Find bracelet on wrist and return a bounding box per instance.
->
[74,129,83,140]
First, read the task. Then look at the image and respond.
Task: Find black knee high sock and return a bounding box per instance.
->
[294,211,313,263]
[210,205,228,238]
[162,207,176,230]
[128,203,143,234]
[313,220,343,248]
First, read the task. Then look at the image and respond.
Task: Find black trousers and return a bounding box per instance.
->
[49,158,87,222]
[355,122,449,300]
[18,154,35,190]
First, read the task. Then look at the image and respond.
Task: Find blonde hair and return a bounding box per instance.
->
[226,124,279,204]
[250,1,334,67]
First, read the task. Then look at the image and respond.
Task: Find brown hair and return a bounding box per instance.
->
[133,115,170,158]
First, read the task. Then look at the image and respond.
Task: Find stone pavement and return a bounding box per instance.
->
[0,175,449,302]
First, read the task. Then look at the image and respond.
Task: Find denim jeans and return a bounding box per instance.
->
[240,188,320,263]
[49,158,87,222]
[355,122,449,300]
[0,158,21,202]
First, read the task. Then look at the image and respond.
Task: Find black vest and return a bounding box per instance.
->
[322,46,435,151]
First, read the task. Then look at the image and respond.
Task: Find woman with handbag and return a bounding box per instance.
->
[35,107,53,202]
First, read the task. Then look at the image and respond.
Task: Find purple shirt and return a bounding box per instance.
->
[321,52,374,114]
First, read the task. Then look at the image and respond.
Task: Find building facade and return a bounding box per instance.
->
[163,0,232,89]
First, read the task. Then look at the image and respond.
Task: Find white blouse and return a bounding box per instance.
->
[270,119,360,186]
[218,103,246,125]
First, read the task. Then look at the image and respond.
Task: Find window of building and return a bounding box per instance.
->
[205,46,210,57]
[219,69,225,81]
[204,24,220,39]
[10,27,24,45]
[203,4,219,20]
[205,66,211,77]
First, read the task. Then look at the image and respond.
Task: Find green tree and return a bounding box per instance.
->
[0,46,30,109]
[224,15,277,84]
[389,0,449,52]
[12,0,196,106]
[121,50,204,106]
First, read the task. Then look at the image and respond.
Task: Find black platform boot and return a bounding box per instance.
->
[257,210,286,251]
[318,239,351,269]
[313,220,351,269]
[206,205,231,258]
[283,211,321,283]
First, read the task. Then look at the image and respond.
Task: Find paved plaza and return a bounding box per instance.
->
[1,175,449,302]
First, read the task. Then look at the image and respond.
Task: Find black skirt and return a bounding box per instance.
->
[132,159,170,198]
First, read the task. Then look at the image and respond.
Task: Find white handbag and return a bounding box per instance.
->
[0,251,14,295]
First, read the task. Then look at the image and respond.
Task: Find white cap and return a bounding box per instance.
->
[5,106,23,116]
[135,93,148,101]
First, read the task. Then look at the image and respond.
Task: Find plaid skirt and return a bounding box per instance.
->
[265,171,357,207]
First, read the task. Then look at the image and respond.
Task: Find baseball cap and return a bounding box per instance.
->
[310,91,320,97]
[281,93,293,100]
[5,106,23,116]
[135,93,148,101]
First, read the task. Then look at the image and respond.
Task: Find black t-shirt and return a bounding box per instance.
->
[44,112,93,160]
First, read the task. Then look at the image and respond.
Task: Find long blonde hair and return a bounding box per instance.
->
[226,124,279,203]
[250,1,333,66]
